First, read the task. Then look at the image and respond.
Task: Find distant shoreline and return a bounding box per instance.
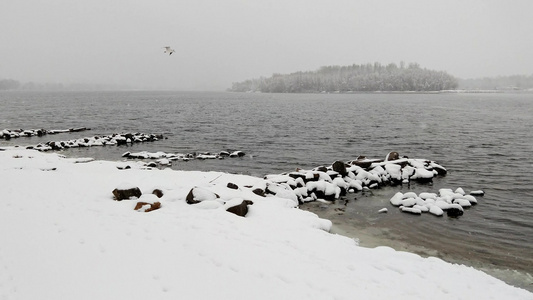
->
[231,89,533,95]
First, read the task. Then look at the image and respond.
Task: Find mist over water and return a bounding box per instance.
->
[2,90,533,290]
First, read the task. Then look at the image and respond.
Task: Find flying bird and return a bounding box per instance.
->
[163,46,175,55]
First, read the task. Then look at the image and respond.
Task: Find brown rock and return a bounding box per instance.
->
[134,201,161,212]
[386,151,400,161]
[226,200,253,217]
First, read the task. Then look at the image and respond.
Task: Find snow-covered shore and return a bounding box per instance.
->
[0,149,531,300]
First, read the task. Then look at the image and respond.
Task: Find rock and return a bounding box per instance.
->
[112,187,142,201]
[413,204,429,212]
[429,162,447,176]
[453,198,472,208]
[428,205,444,216]
[226,200,253,217]
[470,190,484,196]
[227,182,239,189]
[410,168,434,183]
[229,151,245,157]
[400,198,417,207]
[400,206,422,214]
[134,201,161,212]
[419,192,437,200]
[455,187,465,195]
[446,204,464,217]
[349,157,382,169]
[315,166,328,173]
[252,188,265,197]
[378,208,388,213]
[331,161,348,176]
[385,151,400,161]
[152,189,164,198]
[186,187,220,204]
[462,195,478,204]
[389,192,404,206]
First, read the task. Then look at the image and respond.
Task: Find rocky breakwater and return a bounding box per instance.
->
[1,127,90,140]
[263,152,447,204]
[21,132,164,151]
[121,150,246,166]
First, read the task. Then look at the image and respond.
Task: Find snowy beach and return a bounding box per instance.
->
[0,148,531,299]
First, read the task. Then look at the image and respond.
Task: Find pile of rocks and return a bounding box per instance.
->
[122,150,246,165]
[22,132,164,151]
[389,188,483,217]
[1,127,90,139]
[263,152,447,203]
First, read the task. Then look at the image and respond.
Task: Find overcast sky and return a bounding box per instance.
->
[2,0,532,90]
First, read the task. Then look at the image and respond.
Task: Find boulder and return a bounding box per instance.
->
[186,187,220,204]
[252,188,265,197]
[227,182,239,189]
[400,206,422,215]
[470,190,484,196]
[112,187,142,201]
[229,151,245,157]
[446,204,464,217]
[385,151,400,161]
[314,166,328,173]
[331,161,348,176]
[226,200,253,217]
[152,189,164,198]
[349,158,381,169]
[134,201,161,212]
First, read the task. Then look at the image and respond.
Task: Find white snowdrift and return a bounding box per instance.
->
[0,149,530,300]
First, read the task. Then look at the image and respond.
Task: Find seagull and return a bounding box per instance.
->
[163,46,175,55]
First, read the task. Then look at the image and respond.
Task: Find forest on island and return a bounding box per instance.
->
[229,62,459,93]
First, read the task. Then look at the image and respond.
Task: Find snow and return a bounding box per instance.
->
[0,149,531,300]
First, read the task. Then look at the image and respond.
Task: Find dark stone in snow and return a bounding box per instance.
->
[152,189,164,198]
[227,182,239,189]
[186,187,220,204]
[252,188,265,197]
[112,187,142,201]
[226,200,253,217]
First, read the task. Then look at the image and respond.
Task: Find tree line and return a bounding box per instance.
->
[0,79,21,90]
[458,74,533,90]
[229,62,459,93]
[0,79,131,91]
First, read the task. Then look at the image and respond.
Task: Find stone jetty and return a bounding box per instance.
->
[263,152,447,203]
[1,127,90,139]
[12,132,164,151]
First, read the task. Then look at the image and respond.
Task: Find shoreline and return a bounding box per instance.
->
[0,148,531,299]
[300,201,533,292]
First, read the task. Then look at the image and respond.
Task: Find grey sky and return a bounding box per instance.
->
[2,0,532,90]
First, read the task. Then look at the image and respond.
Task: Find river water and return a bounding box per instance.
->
[1,90,532,290]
